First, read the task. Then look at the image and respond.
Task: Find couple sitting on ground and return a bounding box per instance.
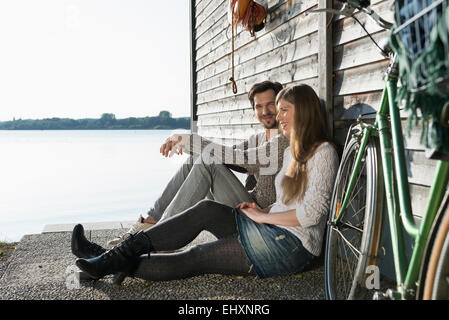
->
[71,81,339,284]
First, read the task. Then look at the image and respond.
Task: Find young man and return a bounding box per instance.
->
[72,81,289,255]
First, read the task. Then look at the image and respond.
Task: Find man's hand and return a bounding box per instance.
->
[160,134,191,157]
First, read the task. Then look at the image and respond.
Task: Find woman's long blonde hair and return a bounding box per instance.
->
[276,84,330,204]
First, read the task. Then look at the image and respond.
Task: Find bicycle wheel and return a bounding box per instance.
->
[325,134,384,300]
[422,192,449,300]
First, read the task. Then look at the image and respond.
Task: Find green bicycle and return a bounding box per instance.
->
[322,0,449,300]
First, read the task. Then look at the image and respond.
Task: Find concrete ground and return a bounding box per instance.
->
[0,223,325,300]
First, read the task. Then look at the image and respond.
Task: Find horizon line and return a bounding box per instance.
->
[0,114,191,122]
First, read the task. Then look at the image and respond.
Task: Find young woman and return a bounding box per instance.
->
[73,84,339,282]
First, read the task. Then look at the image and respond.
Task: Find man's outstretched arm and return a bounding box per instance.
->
[161,132,288,176]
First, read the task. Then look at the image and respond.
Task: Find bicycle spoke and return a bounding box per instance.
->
[342,239,354,295]
[333,226,362,258]
[339,222,364,233]
[348,161,367,204]
[339,159,367,224]
[351,205,367,220]
[338,233,358,297]
[333,228,361,258]
[335,235,351,297]
[326,137,381,300]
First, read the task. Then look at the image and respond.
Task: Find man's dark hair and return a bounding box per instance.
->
[248,81,283,109]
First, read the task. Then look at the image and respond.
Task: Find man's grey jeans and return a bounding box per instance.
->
[148,154,254,222]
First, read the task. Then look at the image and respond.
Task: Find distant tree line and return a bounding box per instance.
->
[0,111,190,130]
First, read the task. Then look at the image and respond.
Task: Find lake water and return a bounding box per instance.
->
[0,130,189,242]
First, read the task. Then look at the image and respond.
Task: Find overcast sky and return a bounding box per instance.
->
[0,0,191,121]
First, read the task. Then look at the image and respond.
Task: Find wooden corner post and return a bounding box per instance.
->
[318,0,333,138]
[189,0,198,133]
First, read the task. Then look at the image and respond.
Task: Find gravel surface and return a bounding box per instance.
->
[0,228,325,300]
[0,242,17,282]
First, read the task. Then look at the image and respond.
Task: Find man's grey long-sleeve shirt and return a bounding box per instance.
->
[186,131,290,208]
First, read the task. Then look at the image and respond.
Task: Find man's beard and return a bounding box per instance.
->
[263,119,278,130]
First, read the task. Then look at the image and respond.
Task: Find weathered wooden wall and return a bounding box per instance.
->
[329,0,438,274]
[192,0,320,145]
[190,0,436,227]
[331,0,436,223]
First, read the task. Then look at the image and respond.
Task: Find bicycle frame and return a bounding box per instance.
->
[333,58,449,299]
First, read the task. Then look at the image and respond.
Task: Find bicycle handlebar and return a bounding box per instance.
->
[359,6,394,30]
[312,0,393,30]
[337,0,371,8]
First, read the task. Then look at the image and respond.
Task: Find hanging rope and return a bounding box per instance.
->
[227,0,266,95]
[229,12,238,94]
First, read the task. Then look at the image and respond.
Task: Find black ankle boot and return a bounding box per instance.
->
[112,272,129,286]
[75,231,153,279]
[71,224,107,259]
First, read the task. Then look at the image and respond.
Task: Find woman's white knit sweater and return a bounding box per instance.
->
[269,142,339,256]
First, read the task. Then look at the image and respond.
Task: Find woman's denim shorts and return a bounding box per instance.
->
[234,209,313,278]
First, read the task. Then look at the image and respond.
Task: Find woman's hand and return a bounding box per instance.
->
[237,202,300,227]
[236,202,267,224]
[160,134,190,157]
[236,202,261,210]
[240,207,268,224]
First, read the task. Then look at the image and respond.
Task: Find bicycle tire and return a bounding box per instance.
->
[416,189,449,299]
[325,134,384,300]
[422,191,449,300]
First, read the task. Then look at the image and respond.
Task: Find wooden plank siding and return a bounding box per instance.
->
[329,0,439,275]
[190,0,439,227]
[331,0,438,223]
[193,0,320,144]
